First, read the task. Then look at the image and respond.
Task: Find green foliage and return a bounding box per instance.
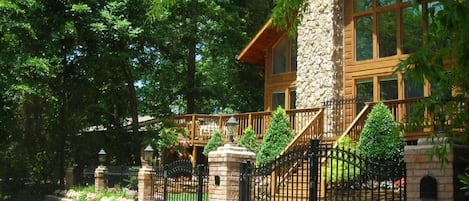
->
[396,0,469,143]
[238,126,259,153]
[271,0,309,37]
[203,130,225,157]
[256,106,295,167]
[396,1,469,194]
[124,166,140,190]
[326,136,361,183]
[157,126,189,164]
[0,0,269,194]
[144,0,266,114]
[459,169,469,197]
[358,102,404,172]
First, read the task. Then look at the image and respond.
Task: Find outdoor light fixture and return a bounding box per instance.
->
[144,145,154,166]
[226,116,238,144]
[98,148,106,166]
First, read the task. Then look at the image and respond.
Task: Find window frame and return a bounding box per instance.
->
[353,0,432,62]
[272,36,297,74]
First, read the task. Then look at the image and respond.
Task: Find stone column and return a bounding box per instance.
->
[296,0,344,109]
[65,166,75,188]
[94,165,108,191]
[137,165,153,201]
[404,137,469,201]
[208,144,256,201]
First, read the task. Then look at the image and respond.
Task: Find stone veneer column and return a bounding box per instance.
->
[404,138,469,201]
[137,165,153,201]
[296,0,344,108]
[208,144,256,201]
[65,166,75,188]
[94,165,108,191]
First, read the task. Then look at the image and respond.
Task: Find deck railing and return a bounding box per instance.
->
[172,108,322,146]
[173,97,436,147]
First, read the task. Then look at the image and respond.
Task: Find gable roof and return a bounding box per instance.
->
[237,18,285,66]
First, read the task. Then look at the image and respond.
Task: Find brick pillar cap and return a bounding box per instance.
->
[208,144,256,158]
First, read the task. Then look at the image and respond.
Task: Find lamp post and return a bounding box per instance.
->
[226,116,238,144]
[139,145,154,200]
[95,148,108,191]
[143,145,154,166]
[98,148,106,166]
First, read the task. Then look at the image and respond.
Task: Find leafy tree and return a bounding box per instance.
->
[326,136,360,183]
[396,0,469,194]
[396,0,469,146]
[238,126,260,153]
[271,0,309,37]
[145,0,267,114]
[357,102,404,174]
[203,130,225,157]
[256,106,295,167]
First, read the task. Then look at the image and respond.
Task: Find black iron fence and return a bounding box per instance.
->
[152,160,209,201]
[240,139,406,201]
[80,166,139,189]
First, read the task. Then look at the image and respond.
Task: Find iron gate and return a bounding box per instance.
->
[240,139,406,201]
[152,160,209,201]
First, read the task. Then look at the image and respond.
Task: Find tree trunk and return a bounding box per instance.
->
[121,65,139,134]
[186,0,197,114]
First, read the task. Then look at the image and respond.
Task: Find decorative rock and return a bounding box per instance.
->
[297,0,344,109]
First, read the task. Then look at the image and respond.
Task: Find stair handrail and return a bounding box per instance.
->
[279,108,325,156]
[331,103,371,149]
[273,108,324,193]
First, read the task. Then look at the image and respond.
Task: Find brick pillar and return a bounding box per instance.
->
[65,166,75,188]
[138,165,153,201]
[94,165,107,191]
[208,144,256,201]
[404,137,469,201]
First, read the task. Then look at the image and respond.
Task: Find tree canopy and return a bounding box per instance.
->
[396,0,469,147]
[0,0,270,195]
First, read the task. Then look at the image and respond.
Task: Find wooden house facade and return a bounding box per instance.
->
[177,0,451,165]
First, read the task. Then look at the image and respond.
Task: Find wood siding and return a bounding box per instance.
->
[264,34,297,111]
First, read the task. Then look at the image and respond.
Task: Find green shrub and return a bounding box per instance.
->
[238,126,259,153]
[357,102,404,175]
[325,136,360,183]
[256,106,294,167]
[157,126,189,164]
[203,130,225,156]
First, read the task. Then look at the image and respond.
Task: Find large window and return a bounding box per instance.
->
[273,37,297,74]
[354,0,430,61]
[404,77,424,98]
[380,77,398,100]
[271,89,296,110]
[272,91,285,110]
[356,80,374,113]
[357,80,374,101]
[290,90,296,109]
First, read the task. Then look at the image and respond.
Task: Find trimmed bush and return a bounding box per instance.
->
[256,106,295,167]
[203,130,224,156]
[326,136,360,183]
[357,102,404,175]
[238,126,259,153]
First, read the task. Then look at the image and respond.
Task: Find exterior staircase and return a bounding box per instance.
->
[270,103,374,200]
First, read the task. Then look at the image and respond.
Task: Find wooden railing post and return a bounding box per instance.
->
[218,116,223,131]
[248,113,252,128]
[191,115,196,145]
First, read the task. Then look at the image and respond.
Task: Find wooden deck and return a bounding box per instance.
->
[173,98,437,149]
[173,108,322,147]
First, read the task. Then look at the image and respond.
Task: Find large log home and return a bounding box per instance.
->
[179,0,448,165]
